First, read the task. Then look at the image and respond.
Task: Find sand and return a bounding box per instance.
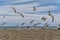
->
[0,28,60,40]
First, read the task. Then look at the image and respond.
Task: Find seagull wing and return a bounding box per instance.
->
[30,20,34,23]
[1,22,6,25]
[17,12,24,17]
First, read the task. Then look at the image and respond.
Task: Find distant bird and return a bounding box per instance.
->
[57,24,60,30]
[41,17,46,21]
[27,26,30,28]
[30,20,34,23]
[33,23,41,27]
[45,23,49,28]
[3,16,5,18]
[10,7,24,17]
[33,7,36,11]
[21,23,25,25]
[57,24,60,28]
[1,22,6,25]
[10,7,17,13]
[17,12,24,17]
[48,11,54,22]
[12,7,17,13]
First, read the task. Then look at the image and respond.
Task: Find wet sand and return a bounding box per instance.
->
[0,28,60,40]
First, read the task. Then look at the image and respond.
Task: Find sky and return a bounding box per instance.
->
[0,0,60,14]
[0,0,60,28]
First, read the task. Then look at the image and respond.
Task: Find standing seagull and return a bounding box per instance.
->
[48,11,54,22]
[33,7,36,11]
[10,7,24,17]
[12,7,17,13]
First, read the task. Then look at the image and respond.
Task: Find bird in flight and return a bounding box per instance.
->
[3,16,5,18]
[45,23,49,28]
[21,23,25,25]
[33,23,41,27]
[1,22,6,25]
[11,7,17,13]
[10,7,24,17]
[30,20,34,24]
[48,11,54,22]
[41,17,46,21]
[17,12,24,17]
[33,7,36,11]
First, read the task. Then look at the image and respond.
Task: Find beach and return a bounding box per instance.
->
[0,28,60,40]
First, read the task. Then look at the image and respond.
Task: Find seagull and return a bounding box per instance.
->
[17,12,24,17]
[3,16,5,18]
[10,7,17,13]
[21,23,25,25]
[12,7,17,13]
[33,7,36,11]
[1,22,6,25]
[10,7,24,17]
[41,17,46,21]
[33,23,41,27]
[45,23,49,28]
[30,20,34,23]
[48,11,54,22]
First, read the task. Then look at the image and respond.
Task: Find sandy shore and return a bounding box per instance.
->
[0,28,60,40]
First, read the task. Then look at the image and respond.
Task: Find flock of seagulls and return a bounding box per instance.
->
[0,6,57,29]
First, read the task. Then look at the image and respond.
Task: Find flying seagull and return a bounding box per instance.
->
[33,23,41,27]
[30,20,34,23]
[41,17,46,21]
[12,7,17,13]
[3,16,5,18]
[33,7,36,11]
[1,22,6,25]
[17,12,24,17]
[10,7,17,13]
[21,23,25,25]
[57,24,60,30]
[45,23,49,28]
[48,11,54,22]
[10,7,24,17]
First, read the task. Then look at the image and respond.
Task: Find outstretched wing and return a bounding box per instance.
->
[12,7,17,13]
[17,12,24,17]
[10,7,17,13]
[33,23,41,27]
[48,11,54,22]
[1,22,6,25]
[30,20,34,23]
[21,23,25,25]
